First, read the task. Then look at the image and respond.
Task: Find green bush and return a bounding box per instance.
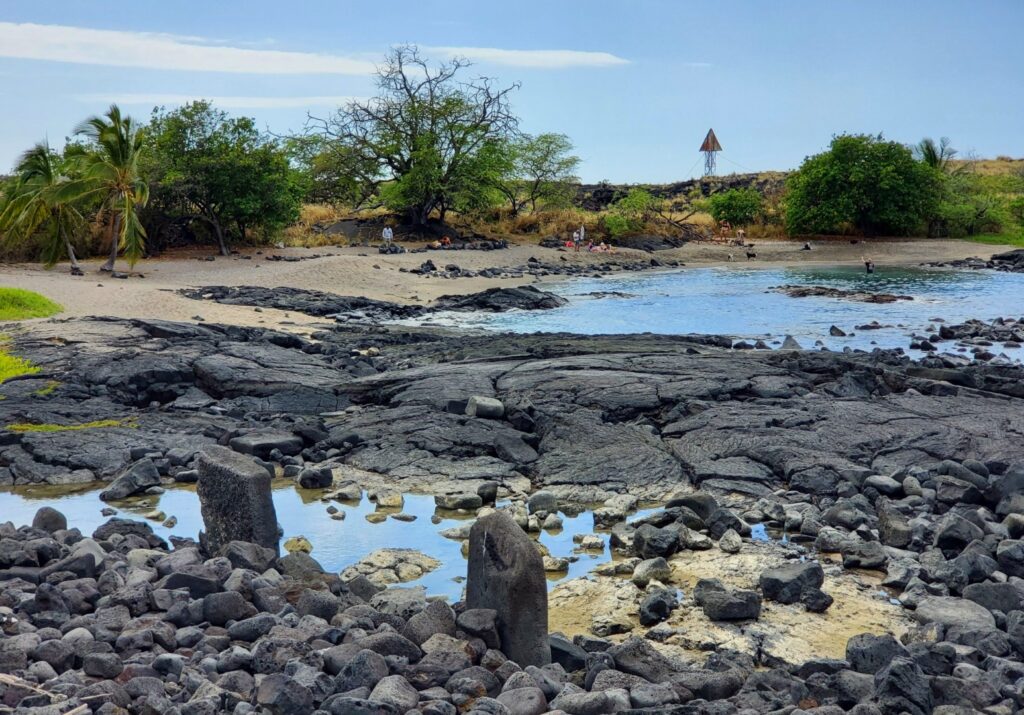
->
[785,134,940,236]
[708,188,763,225]
[604,188,657,237]
[1009,196,1024,225]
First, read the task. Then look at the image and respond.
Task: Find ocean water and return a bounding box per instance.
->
[1,483,655,600]
[415,265,1024,356]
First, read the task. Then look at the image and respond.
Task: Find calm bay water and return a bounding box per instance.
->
[418,265,1024,357]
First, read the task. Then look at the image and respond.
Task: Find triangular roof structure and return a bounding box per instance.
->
[700,128,723,153]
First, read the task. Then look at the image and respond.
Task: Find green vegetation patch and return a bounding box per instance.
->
[0,288,63,321]
[0,350,40,383]
[7,419,130,433]
[34,380,60,396]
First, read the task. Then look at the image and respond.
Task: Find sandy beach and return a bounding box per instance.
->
[0,237,1010,331]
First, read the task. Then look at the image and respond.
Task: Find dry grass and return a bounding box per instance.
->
[951,157,1024,176]
[281,204,348,246]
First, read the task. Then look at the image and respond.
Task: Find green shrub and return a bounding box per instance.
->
[1009,196,1024,225]
[0,288,62,321]
[785,134,940,236]
[604,188,657,237]
[708,188,763,225]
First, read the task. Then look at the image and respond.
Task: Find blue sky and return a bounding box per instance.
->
[1,0,1021,182]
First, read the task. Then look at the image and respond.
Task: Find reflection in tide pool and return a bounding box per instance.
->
[0,483,655,601]
[414,266,1024,357]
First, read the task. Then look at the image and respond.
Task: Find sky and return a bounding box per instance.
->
[0,0,1022,183]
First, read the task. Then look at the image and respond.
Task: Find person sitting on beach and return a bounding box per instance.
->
[440,236,451,247]
[586,240,595,252]
[429,240,442,249]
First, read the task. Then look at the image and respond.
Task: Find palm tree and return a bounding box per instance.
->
[916,137,959,173]
[64,105,149,271]
[0,142,86,273]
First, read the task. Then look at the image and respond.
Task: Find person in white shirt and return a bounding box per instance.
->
[382,226,394,247]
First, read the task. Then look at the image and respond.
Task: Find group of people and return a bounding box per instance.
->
[566,225,615,254]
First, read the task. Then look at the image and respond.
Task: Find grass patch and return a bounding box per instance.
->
[33,380,60,396]
[7,419,130,433]
[0,288,63,321]
[963,232,1024,248]
[0,351,40,383]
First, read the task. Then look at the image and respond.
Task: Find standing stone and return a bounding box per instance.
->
[467,511,550,667]
[196,446,279,555]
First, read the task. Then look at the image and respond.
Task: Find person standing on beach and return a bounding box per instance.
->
[382,225,394,248]
[572,229,581,253]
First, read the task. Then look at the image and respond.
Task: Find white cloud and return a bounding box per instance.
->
[74,93,359,109]
[0,22,376,75]
[429,46,629,68]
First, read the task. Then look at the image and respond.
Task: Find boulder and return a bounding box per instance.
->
[639,589,678,626]
[32,507,67,533]
[632,524,679,559]
[759,561,824,604]
[846,633,907,674]
[913,596,996,630]
[873,656,932,715]
[228,430,303,458]
[701,589,762,621]
[196,446,280,554]
[467,511,550,667]
[99,459,161,501]
[296,466,333,489]
[466,396,504,419]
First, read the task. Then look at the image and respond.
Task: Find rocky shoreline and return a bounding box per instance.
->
[923,248,1024,273]
[1,284,1024,713]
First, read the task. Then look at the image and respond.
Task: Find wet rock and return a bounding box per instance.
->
[196,446,280,554]
[527,491,558,514]
[342,548,441,586]
[99,459,160,501]
[639,588,678,626]
[467,511,550,667]
[297,465,333,489]
[632,524,679,559]
[31,506,67,533]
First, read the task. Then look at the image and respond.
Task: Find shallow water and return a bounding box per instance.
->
[1,483,655,601]
[414,265,1024,356]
